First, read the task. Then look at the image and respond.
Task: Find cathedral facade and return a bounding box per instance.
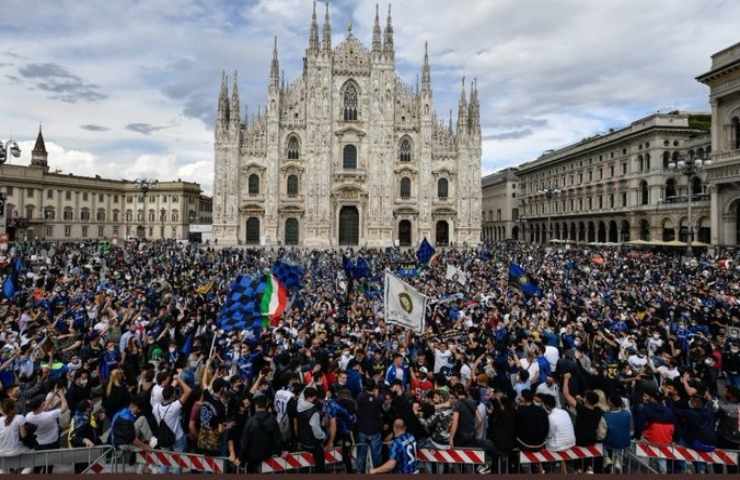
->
[213,3,482,248]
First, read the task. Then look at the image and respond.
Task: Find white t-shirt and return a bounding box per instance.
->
[153,400,184,440]
[433,349,452,373]
[25,409,61,446]
[151,384,164,409]
[459,363,472,386]
[628,354,648,372]
[0,415,28,455]
[274,389,294,424]
[544,346,560,372]
[656,365,680,382]
[536,382,562,409]
[546,408,576,452]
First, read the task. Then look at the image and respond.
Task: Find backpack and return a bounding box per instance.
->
[110,413,136,447]
[155,403,176,449]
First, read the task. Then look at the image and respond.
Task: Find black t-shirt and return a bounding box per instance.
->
[515,404,549,449]
[574,404,603,446]
[453,399,477,445]
[356,391,382,435]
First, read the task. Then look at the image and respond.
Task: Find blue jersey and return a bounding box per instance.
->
[389,433,418,474]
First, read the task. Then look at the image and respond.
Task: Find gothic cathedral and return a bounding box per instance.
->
[213,3,482,248]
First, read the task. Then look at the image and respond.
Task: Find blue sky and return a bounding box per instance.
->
[1,0,738,194]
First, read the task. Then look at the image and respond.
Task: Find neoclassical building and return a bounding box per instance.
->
[698,41,740,246]
[0,128,210,242]
[481,167,519,242]
[515,112,711,244]
[212,3,482,248]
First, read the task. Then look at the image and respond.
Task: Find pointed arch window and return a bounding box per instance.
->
[343,84,358,121]
[399,139,412,162]
[287,136,300,160]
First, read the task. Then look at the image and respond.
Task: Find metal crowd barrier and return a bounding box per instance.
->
[1,441,738,474]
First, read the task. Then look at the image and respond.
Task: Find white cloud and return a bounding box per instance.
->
[1,0,738,184]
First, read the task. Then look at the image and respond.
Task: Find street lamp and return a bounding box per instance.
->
[135,178,158,239]
[667,155,712,255]
[539,186,560,243]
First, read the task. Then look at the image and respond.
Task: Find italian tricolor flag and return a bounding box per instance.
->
[260,273,287,327]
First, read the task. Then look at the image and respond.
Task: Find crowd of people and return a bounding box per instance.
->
[0,238,738,474]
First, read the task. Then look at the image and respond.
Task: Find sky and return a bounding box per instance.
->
[1,0,738,195]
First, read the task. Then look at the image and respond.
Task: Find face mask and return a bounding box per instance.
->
[653,334,660,339]
[732,347,739,354]
[169,347,176,353]
[79,379,88,387]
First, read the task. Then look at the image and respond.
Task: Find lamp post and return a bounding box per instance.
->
[667,155,712,255]
[135,178,158,239]
[0,139,22,237]
[539,186,560,243]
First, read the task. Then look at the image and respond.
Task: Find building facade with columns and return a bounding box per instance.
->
[515,111,711,245]
[698,41,740,246]
[212,3,482,248]
[0,129,207,242]
[481,167,519,242]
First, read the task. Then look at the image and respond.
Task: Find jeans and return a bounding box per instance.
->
[159,435,188,474]
[356,432,382,474]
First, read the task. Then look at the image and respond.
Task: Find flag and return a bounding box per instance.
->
[416,238,436,265]
[352,257,370,279]
[508,263,542,297]
[1,256,22,300]
[272,260,305,291]
[217,274,262,332]
[445,264,468,285]
[384,272,427,334]
[397,263,418,278]
[181,335,193,356]
[718,258,732,270]
[259,273,288,327]
[196,281,214,295]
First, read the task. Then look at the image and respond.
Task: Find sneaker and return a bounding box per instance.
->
[477,464,491,474]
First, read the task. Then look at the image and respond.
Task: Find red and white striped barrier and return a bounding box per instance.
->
[635,442,738,466]
[84,461,110,474]
[137,449,225,473]
[416,448,485,464]
[261,448,343,473]
[519,444,603,464]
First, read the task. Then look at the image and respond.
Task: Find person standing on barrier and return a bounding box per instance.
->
[369,418,418,474]
[239,393,282,473]
[602,394,631,473]
[152,375,192,473]
[325,386,357,473]
[25,386,68,474]
[296,386,327,473]
[356,380,383,474]
[448,383,495,474]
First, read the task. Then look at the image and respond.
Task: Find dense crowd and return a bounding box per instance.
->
[0,239,739,474]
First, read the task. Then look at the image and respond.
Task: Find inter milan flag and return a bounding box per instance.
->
[508,263,542,297]
[416,238,436,265]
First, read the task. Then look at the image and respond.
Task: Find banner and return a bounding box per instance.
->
[384,272,427,334]
[445,264,468,285]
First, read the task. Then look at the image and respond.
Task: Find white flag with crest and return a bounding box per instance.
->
[384,272,427,334]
